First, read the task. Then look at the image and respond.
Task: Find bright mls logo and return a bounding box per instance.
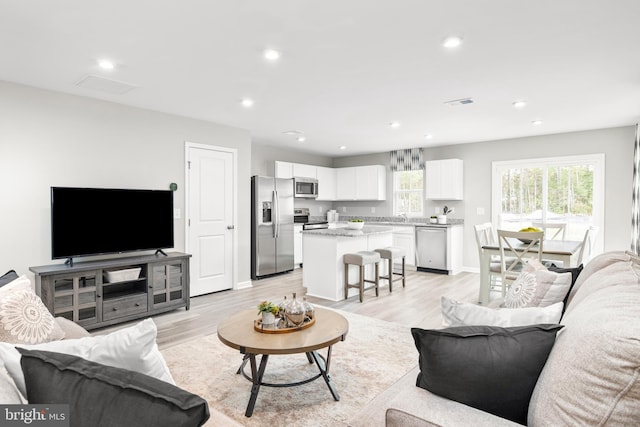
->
[1,405,68,426]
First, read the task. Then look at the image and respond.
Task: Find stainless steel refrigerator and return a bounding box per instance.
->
[251,176,295,279]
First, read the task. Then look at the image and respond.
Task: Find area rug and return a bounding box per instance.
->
[161,309,418,426]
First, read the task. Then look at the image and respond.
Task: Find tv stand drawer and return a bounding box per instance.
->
[103,294,147,321]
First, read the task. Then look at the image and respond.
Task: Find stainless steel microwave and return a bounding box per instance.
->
[294,177,318,198]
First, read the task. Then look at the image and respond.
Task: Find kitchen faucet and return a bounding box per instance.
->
[398,213,408,223]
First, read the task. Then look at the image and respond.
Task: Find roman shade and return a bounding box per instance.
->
[390,148,424,171]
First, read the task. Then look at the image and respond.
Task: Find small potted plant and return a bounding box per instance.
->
[257,301,279,325]
[438,206,452,224]
[430,215,438,224]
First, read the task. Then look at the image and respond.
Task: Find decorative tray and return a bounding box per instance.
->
[254,316,315,334]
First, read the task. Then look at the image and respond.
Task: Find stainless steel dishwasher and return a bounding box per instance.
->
[415,225,447,273]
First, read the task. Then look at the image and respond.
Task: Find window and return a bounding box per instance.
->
[393,170,424,216]
[492,154,604,247]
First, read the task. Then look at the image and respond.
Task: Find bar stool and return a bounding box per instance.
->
[374,247,406,292]
[343,251,381,303]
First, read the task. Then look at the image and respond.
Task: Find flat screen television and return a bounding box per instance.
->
[51,187,174,261]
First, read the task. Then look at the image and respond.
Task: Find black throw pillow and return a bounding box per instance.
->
[18,348,210,427]
[0,270,18,287]
[411,324,563,425]
[549,264,584,314]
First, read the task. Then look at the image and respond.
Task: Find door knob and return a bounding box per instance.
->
[227,225,235,230]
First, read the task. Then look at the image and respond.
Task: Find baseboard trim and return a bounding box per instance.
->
[235,280,252,290]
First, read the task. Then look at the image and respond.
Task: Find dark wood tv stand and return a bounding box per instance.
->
[30,252,191,331]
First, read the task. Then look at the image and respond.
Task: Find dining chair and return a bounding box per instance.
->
[532,221,567,240]
[577,226,599,265]
[473,223,502,289]
[497,229,544,297]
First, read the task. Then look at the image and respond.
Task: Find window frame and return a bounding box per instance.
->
[392,169,425,217]
[491,153,605,253]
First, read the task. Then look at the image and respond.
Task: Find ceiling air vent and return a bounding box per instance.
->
[444,97,474,107]
[76,75,137,95]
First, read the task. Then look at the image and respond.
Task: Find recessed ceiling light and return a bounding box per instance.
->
[442,36,463,48]
[512,100,527,109]
[532,120,543,125]
[98,59,115,70]
[282,130,302,135]
[264,49,281,61]
[390,121,400,129]
[339,146,347,150]
[424,134,433,140]
[297,137,306,142]
[241,98,254,108]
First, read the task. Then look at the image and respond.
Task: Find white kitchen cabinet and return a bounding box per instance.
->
[316,166,336,201]
[392,225,416,266]
[292,163,317,179]
[335,167,356,200]
[275,161,293,179]
[335,165,386,201]
[294,224,303,267]
[425,159,463,200]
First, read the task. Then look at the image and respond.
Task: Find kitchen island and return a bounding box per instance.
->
[302,226,393,301]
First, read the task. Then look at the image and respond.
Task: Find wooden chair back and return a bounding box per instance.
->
[577,226,599,265]
[532,221,567,240]
[497,229,544,295]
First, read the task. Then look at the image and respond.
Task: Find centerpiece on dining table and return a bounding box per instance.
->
[517,226,543,243]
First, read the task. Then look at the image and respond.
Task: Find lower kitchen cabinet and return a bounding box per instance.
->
[392,226,416,266]
[294,224,303,267]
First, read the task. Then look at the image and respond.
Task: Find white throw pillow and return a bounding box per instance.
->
[0,318,174,398]
[0,275,65,344]
[0,360,25,404]
[504,259,572,308]
[441,296,563,327]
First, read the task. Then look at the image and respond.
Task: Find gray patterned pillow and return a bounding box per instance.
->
[0,275,64,344]
[505,259,572,308]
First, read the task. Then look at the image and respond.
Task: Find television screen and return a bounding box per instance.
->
[51,187,174,260]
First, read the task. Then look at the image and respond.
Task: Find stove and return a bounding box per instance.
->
[294,208,329,230]
[303,221,329,230]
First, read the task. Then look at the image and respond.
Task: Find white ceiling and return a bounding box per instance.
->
[1,1,639,157]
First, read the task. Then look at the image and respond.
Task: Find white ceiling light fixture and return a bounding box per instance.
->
[282,130,302,136]
[442,36,463,48]
[339,146,347,150]
[97,59,115,70]
[241,98,254,108]
[297,136,306,142]
[390,121,400,128]
[424,134,433,140]
[531,120,543,125]
[512,100,527,109]
[263,49,281,61]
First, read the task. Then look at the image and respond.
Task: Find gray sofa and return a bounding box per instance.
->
[352,251,640,426]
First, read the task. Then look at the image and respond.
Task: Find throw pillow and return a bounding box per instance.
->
[411,324,563,425]
[441,296,563,327]
[504,259,572,308]
[548,264,583,315]
[0,317,174,398]
[0,270,18,287]
[18,349,209,427]
[0,360,24,404]
[0,275,65,344]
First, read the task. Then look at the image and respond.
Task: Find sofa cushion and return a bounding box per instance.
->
[0,270,18,287]
[0,318,174,398]
[441,296,563,327]
[548,263,583,315]
[565,250,630,307]
[386,408,440,427]
[0,275,65,344]
[18,348,209,427]
[528,258,640,425]
[0,360,24,404]
[504,259,572,308]
[411,324,562,425]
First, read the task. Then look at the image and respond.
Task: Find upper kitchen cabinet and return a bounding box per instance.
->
[316,166,336,201]
[292,163,317,179]
[275,161,293,179]
[425,159,463,200]
[275,161,317,180]
[335,165,386,201]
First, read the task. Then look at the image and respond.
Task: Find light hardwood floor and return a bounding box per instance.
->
[97,267,487,350]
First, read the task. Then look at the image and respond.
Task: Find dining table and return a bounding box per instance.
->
[479,239,583,305]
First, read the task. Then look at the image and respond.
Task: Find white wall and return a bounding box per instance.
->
[0,81,252,284]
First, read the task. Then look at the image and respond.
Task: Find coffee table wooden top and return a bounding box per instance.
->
[217,307,349,355]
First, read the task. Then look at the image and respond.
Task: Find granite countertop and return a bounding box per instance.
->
[307,216,463,227]
[302,226,394,237]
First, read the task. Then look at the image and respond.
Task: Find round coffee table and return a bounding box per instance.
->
[217,306,349,417]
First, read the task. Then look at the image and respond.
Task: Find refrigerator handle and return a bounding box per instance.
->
[273,190,279,238]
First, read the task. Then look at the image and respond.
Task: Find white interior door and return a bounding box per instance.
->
[187,144,234,296]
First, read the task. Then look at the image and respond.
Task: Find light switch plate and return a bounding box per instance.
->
[476,207,485,215]
[371,207,376,213]
[174,208,181,219]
